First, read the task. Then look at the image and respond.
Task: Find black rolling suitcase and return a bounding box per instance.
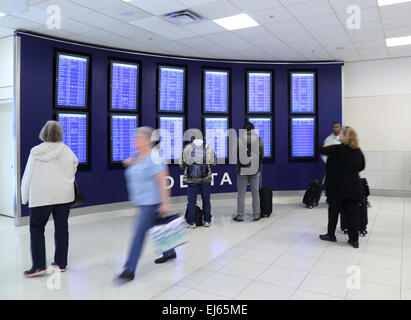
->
[185,204,204,226]
[303,180,322,209]
[359,178,370,233]
[259,164,273,218]
[260,187,273,218]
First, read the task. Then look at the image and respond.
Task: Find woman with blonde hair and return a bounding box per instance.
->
[319,126,365,248]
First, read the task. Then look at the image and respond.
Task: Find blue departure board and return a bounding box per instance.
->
[247,71,272,113]
[159,116,184,160]
[111,115,137,162]
[248,117,272,158]
[291,72,315,113]
[158,66,185,112]
[111,62,138,110]
[204,70,228,113]
[291,117,315,158]
[56,53,88,108]
[57,112,88,164]
[204,117,228,158]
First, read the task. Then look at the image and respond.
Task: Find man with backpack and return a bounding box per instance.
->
[234,122,264,222]
[180,135,216,229]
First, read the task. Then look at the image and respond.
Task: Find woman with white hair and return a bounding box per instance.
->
[118,126,175,282]
[21,120,78,277]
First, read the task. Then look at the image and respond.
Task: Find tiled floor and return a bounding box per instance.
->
[1,195,411,300]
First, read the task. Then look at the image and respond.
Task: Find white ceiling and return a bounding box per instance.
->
[1,0,411,62]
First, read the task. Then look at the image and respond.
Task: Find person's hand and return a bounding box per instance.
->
[158,201,170,215]
[122,157,134,168]
[323,143,332,148]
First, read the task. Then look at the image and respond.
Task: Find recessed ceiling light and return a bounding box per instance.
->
[122,0,133,2]
[377,0,411,6]
[213,13,259,31]
[386,35,411,47]
[0,12,6,17]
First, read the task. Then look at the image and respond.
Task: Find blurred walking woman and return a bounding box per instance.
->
[118,126,176,282]
[319,126,365,248]
[21,121,78,277]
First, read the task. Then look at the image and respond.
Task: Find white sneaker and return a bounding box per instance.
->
[187,224,196,229]
[204,222,211,227]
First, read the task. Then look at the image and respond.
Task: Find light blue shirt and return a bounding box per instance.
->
[125,149,167,206]
[321,133,341,163]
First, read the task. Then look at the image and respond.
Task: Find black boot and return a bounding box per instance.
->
[319,234,337,242]
[155,252,177,264]
[118,270,135,281]
[348,240,359,248]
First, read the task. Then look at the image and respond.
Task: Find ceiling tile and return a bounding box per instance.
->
[299,14,342,30]
[68,0,124,11]
[328,0,378,13]
[344,19,383,34]
[59,18,97,34]
[382,16,411,30]
[180,20,225,36]
[309,25,347,39]
[71,11,122,28]
[245,35,285,48]
[336,6,380,28]
[380,2,411,20]
[285,0,334,19]
[0,14,42,29]
[176,35,215,47]
[129,16,194,40]
[276,29,313,42]
[232,26,274,39]
[358,47,389,59]
[388,46,411,58]
[348,30,385,42]
[34,0,92,19]
[203,31,248,45]
[99,3,152,22]
[189,0,243,20]
[384,26,411,38]
[128,0,186,15]
[0,25,14,37]
[353,39,386,49]
[176,0,216,7]
[247,6,294,25]
[100,22,149,38]
[264,19,305,34]
[229,0,282,12]
[12,6,48,25]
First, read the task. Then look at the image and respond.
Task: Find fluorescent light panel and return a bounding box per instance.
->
[378,0,411,6]
[213,13,259,31]
[0,12,6,17]
[386,35,411,47]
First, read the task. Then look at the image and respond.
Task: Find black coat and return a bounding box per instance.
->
[319,144,365,200]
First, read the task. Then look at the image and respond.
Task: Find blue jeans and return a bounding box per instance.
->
[124,204,176,273]
[187,182,212,224]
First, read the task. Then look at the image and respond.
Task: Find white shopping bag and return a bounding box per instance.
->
[149,214,187,253]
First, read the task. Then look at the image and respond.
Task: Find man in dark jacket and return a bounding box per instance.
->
[234,122,264,222]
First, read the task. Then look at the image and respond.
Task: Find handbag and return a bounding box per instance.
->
[149,214,187,253]
[71,181,85,207]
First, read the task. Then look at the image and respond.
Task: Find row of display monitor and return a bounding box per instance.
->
[55,52,316,114]
[55,111,316,166]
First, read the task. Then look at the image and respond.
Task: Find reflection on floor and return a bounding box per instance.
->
[1,196,411,300]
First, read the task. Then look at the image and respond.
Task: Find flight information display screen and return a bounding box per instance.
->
[57,112,88,164]
[204,117,228,158]
[159,116,184,160]
[56,53,88,108]
[248,117,272,158]
[110,61,138,111]
[111,114,137,163]
[291,117,315,158]
[247,71,272,113]
[203,70,229,113]
[290,72,315,113]
[158,66,185,112]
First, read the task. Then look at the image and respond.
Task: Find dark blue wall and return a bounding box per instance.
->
[19,33,342,217]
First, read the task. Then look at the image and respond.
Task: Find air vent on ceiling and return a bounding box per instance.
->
[163,10,202,26]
